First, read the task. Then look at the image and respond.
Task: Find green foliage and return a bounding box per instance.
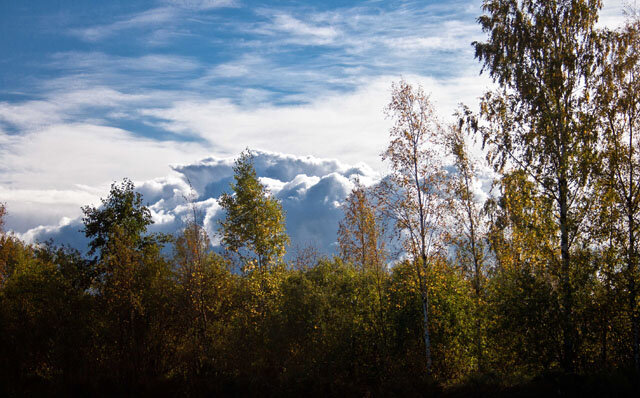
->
[82,178,154,257]
[594,20,640,371]
[337,181,386,272]
[0,239,94,395]
[475,0,604,371]
[0,203,6,233]
[219,150,289,274]
[486,265,562,375]
[388,259,476,382]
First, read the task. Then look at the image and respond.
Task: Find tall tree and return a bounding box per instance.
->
[484,170,562,372]
[0,203,9,286]
[337,180,389,354]
[219,150,289,275]
[377,80,448,373]
[595,21,640,371]
[174,220,232,381]
[0,203,6,234]
[338,180,386,272]
[82,179,172,389]
[446,109,490,370]
[447,110,487,297]
[474,0,602,370]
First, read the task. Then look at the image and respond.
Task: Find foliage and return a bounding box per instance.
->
[474,0,603,371]
[377,79,449,372]
[595,20,640,371]
[219,150,289,275]
[5,2,640,394]
[337,180,386,272]
[82,178,154,258]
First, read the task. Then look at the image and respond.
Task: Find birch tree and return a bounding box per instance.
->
[377,80,448,373]
[595,21,640,371]
[474,0,602,370]
[447,110,488,297]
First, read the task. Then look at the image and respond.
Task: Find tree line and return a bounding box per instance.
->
[1,0,640,396]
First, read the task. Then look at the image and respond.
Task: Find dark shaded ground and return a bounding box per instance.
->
[6,369,639,397]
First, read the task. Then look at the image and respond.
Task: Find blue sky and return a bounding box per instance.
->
[2,0,480,102]
[0,0,628,252]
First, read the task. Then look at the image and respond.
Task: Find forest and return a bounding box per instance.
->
[1,0,640,396]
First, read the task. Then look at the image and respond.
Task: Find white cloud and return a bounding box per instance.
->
[16,151,379,257]
[0,69,491,239]
[164,0,239,10]
[70,7,178,42]
[381,19,480,52]
[68,1,238,43]
[49,52,201,74]
[0,123,206,189]
[599,0,629,28]
[0,120,208,236]
[141,73,492,169]
[0,87,153,131]
[202,54,263,79]
[9,147,497,259]
[269,14,339,45]
[19,216,78,245]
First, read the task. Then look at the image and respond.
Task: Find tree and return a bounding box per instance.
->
[484,171,563,372]
[595,20,640,371]
[0,204,11,287]
[218,150,289,275]
[0,203,6,234]
[337,180,386,272]
[377,80,448,373]
[447,110,488,298]
[474,0,602,371]
[82,179,173,390]
[337,180,389,358]
[173,213,234,381]
[446,109,490,370]
[82,178,153,258]
[0,235,95,392]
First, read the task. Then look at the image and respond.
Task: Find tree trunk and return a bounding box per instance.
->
[418,243,433,372]
[559,177,574,372]
[421,291,432,372]
[629,207,639,372]
[628,126,639,372]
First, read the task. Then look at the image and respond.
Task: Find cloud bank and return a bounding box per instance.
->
[17,151,380,258]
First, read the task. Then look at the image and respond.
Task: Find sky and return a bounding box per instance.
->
[0,0,630,255]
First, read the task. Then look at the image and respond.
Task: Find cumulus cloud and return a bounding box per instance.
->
[0,121,208,237]
[18,151,380,258]
[0,72,491,246]
[12,146,497,260]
